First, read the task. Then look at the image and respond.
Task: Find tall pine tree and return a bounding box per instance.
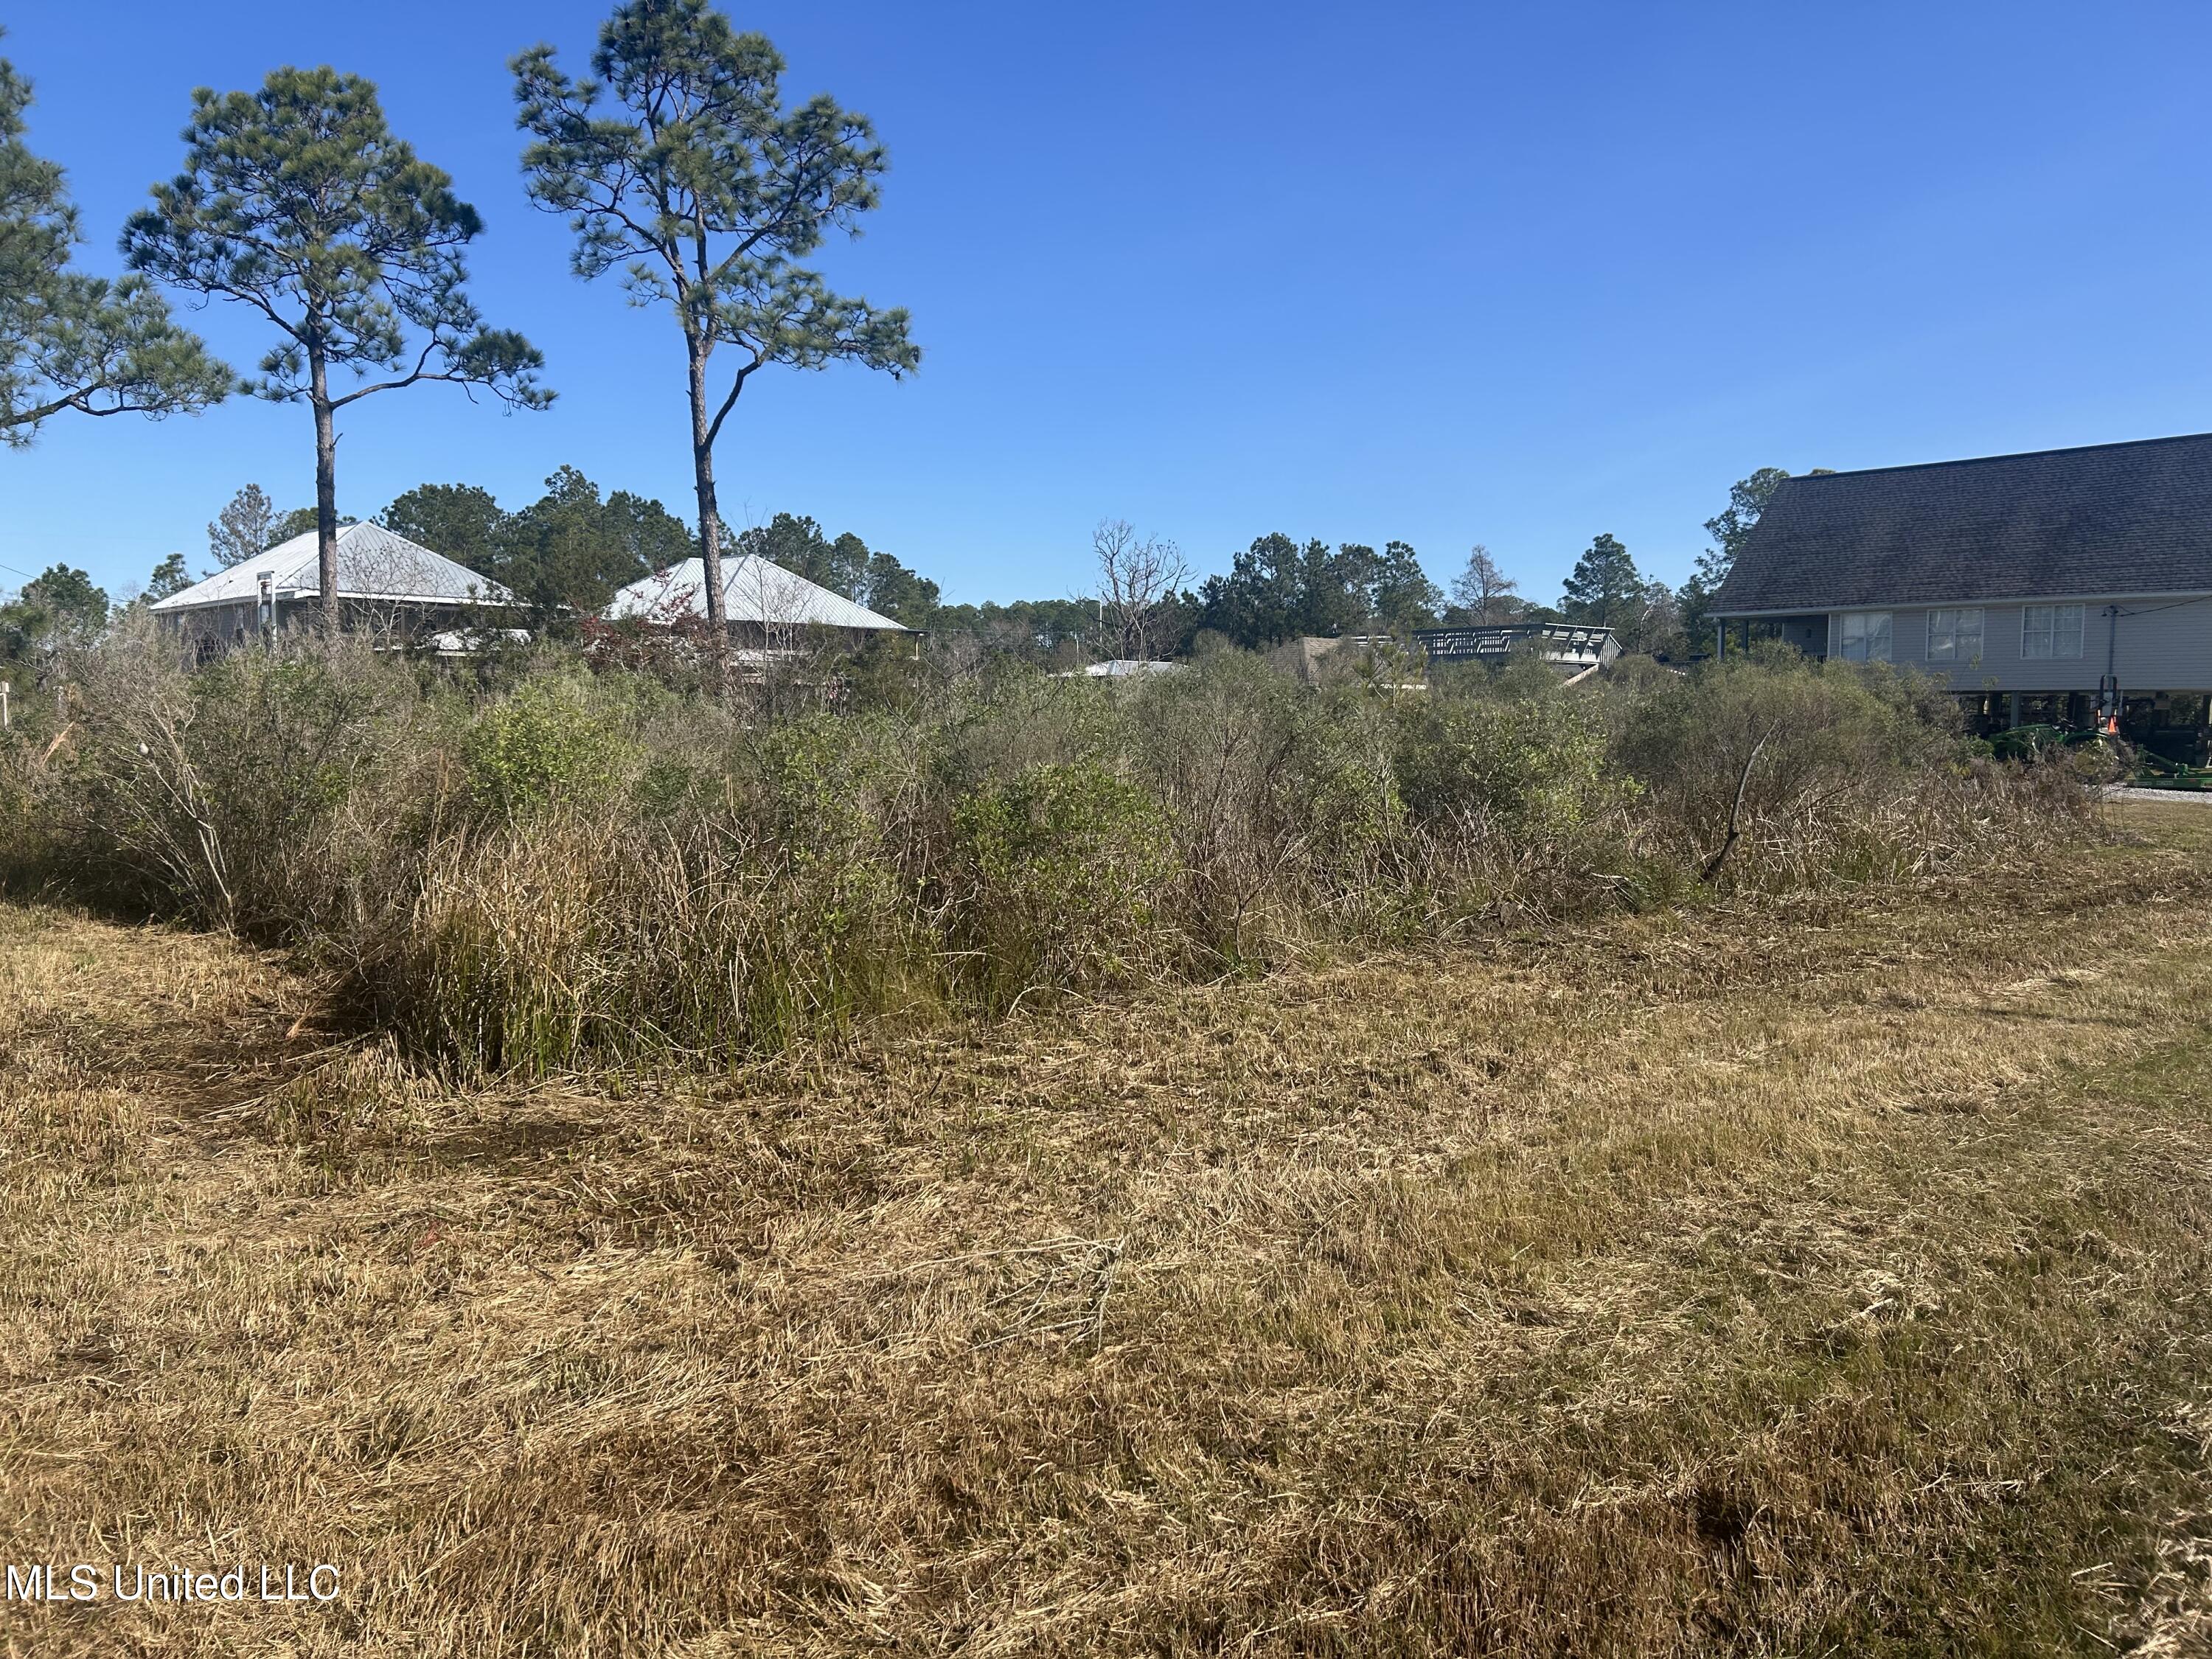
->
[126,68,549,632]
[1559,533,1641,627]
[515,1,917,644]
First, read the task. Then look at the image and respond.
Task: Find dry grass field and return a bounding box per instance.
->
[4,800,2212,1655]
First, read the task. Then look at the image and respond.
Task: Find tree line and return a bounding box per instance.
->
[142,477,939,636]
[1,465,1804,670]
[1042,468,1806,666]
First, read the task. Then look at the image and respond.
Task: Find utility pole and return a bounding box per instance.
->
[2098,603,2121,734]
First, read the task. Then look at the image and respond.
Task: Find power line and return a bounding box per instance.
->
[2117,594,2212,619]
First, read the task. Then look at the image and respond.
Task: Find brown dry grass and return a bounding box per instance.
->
[4,801,2212,1655]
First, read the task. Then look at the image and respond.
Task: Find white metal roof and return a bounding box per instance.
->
[148,522,518,613]
[1083,658,1180,677]
[605,555,908,631]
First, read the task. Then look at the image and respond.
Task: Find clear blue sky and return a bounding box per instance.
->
[7,1,2212,607]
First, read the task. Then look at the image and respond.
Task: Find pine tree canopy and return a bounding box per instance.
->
[1559,533,1642,626]
[0,34,228,445]
[513,0,917,635]
[122,65,549,627]
[122,67,548,415]
[513,2,919,397]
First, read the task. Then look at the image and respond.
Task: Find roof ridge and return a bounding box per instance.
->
[1790,430,2212,483]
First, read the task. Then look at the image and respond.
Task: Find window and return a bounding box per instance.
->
[1837,611,1892,661]
[1926,608,1984,661]
[2021,603,2084,660]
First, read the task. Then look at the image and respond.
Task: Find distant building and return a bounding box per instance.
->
[1708,433,2212,749]
[605,555,908,652]
[150,523,519,657]
[1414,623,1622,675]
[1060,658,1182,679]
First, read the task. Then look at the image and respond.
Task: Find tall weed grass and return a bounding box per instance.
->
[0,624,2091,1075]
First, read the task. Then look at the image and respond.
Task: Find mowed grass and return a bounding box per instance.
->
[4,802,2212,1655]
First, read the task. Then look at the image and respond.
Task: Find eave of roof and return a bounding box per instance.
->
[147,522,518,613]
[605,555,908,631]
[1714,589,2212,619]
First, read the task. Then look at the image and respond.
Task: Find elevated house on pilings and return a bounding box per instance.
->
[150,523,523,659]
[1708,434,2212,764]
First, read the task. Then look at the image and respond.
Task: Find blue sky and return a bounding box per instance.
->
[7,1,2212,607]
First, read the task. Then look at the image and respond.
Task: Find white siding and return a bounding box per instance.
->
[1826,596,2212,692]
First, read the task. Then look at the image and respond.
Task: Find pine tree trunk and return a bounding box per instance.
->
[686,344,727,638]
[309,341,340,638]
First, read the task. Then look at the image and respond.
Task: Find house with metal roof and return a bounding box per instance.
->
[150,521,520,654]
[1708,434,2212,751]
[605,554,908,648]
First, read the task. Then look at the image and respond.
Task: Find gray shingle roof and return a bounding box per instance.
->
[1709,433,2212,615]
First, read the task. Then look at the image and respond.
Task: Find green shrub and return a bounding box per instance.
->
[1396,692,1623,837]
[0,629,2094,1077]
[952,759,1175,1005]
[461,678,625,816]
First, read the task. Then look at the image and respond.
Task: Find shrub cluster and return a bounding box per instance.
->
[0,626,2089,1075]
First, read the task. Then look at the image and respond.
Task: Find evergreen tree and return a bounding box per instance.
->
[145,552,192,600]
[379,483,506,575]
[0,34,227,445]
[732,515,855,597]
[857,552,939,627]
[125,67,549,632]
[207,483,276,567]
[0,562,108,658]
[924,597,1097,662]
[827,532,877,600]
[497,465,691,626]
[729,512,936,625]
[1680,466,1795,651]
[1364,540,1442,631]
[271,504,352,544]
[1559,533,1641,627]
[1194,533,1311,648]
[1194,534,1441,647]
[378,473,695,626]
[515,1,917,639]
[598,490,697,580]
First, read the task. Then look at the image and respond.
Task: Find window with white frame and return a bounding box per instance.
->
[2020,603,2084,659]
[1836,611,1892,661]
[1926,607,1984,661]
